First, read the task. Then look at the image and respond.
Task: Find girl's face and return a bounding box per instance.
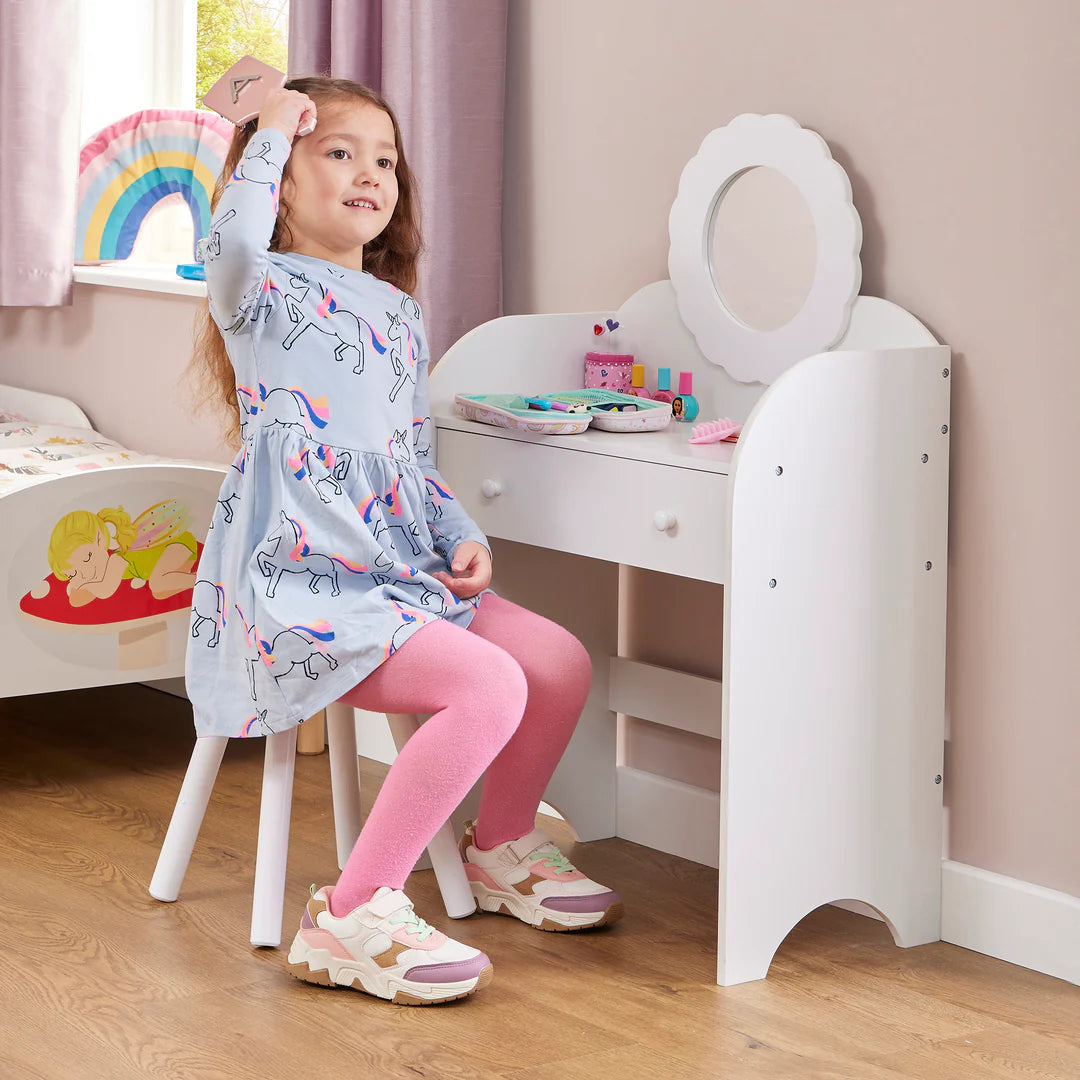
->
[65,528,110,586]
[280,99,400,271]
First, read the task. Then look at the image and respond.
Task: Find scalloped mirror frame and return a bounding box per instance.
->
[668,114,863,385]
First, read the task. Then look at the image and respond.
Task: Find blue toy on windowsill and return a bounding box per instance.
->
[454,389,672,434]
[176,236,209,281]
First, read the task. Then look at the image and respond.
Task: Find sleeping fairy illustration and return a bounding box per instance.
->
[47,500,199,607]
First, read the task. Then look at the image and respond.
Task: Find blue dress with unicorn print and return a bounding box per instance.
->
[186,128,490,739]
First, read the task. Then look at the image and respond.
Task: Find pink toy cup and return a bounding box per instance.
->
[584,352,634,392]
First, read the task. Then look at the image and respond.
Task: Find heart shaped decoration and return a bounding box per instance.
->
[606,319,620,332]
[594,324,604,336]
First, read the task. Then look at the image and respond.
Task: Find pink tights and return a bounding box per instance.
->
[330,593,591,916]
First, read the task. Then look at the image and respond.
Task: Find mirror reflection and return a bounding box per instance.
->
[708,167,817,332]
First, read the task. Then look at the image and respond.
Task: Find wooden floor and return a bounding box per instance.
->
[1,685,1077,1080]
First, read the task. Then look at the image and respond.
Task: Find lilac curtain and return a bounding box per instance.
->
[0,1,82,306]
[289,0,507,364]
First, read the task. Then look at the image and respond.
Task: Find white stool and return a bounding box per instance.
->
[149,702,476,946]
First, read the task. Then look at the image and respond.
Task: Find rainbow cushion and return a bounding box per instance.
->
[76,109,235,264]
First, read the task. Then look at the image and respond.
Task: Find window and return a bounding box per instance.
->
[78,0,288,272]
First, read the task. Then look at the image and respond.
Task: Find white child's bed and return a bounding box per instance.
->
[0,383,227,698]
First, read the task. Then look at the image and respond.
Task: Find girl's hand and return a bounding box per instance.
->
[432,541,492,600]
[257,87,318,139]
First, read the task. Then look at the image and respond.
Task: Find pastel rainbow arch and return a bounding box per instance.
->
[76,109,235,264]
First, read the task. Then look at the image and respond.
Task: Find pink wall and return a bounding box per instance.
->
[0,286,230,463]
[502,0,1080,897]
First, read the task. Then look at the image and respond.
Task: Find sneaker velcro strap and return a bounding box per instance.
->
[367,889,411,919]
[503,829,551,865]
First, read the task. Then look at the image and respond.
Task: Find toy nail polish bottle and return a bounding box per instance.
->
[652,367,676,404]
[671,371,699,423]
[626,363,652,398]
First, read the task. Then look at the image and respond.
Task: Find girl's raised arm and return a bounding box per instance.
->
[203,89,316,335]
[203,128,291,334]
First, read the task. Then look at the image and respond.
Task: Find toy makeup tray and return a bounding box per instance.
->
[454,390,672,434]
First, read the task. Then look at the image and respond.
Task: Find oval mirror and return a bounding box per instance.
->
[709,166,817,332]
[668,113,862,384]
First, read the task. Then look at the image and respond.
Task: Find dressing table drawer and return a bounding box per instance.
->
[436,429,727,583]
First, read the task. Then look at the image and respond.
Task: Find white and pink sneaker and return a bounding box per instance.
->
[286,885,492,1004]
[459,821,624,932]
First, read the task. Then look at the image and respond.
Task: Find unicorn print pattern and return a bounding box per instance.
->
[190,580,227,647]
[281,276,389,375]
[236,607,339,696]
[255,510,370,598]
[187,127,490,739]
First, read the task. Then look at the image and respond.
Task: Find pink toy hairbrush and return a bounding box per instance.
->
[689,418,742,444]
[202,55,289,127]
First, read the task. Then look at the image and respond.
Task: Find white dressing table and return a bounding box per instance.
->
[428,115,951,986]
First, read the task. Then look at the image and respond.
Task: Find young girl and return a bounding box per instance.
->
[188,76,623,1005]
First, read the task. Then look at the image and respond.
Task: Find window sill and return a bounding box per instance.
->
[73,264,207,298]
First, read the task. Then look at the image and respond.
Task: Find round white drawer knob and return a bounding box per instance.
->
[481,479,502,499]
[653,510,677,532]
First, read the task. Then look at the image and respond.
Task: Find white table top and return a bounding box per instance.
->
[434,412,738,476]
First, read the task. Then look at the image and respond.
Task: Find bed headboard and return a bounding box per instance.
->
[0,384,93,429]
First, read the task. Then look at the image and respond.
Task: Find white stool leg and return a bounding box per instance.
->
[149,736,228,902]
[250,727,297,947]
[385,713,477,919]
[325,700,362,870]
[425,822,478,919]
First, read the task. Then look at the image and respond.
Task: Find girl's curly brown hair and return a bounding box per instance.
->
[189,76,422,448]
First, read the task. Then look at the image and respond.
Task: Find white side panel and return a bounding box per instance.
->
[718,343,952,985]
[834,295,940,350]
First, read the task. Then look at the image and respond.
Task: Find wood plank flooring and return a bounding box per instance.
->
[1,684,1077,1079]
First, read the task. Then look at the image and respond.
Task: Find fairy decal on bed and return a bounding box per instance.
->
[18,497,206,673]
[47,501,198,607]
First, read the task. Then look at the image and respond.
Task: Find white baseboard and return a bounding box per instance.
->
[616,765,720,867]
[942,860,1080,987]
